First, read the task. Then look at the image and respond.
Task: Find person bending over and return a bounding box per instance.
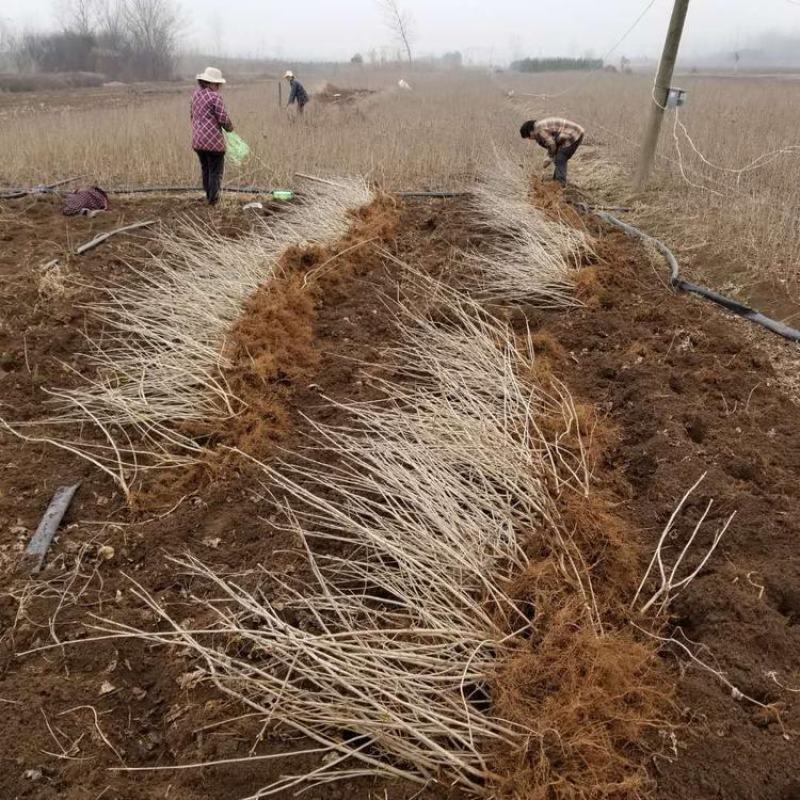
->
[284,70,310,115]
[191,67,234,205]
[520,117,585,185]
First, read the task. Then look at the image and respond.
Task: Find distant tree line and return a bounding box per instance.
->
[6,0,180,81]
[349,50,463,69]
[511,57,603,73]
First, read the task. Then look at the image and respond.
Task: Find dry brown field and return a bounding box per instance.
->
[1,66,800,800]
[2,67,800,317]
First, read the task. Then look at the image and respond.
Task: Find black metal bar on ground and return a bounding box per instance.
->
[24,483,81,573]
[592,208,800,343]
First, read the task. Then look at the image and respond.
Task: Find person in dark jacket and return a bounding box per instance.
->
[520,118,585,185]
[284,70,310,115]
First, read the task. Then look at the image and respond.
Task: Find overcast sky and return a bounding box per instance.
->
[2,0,799,62]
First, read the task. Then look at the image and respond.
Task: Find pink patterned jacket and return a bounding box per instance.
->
[191,87,231,152]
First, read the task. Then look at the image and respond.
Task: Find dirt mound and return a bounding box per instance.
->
[206,194,401,464]
[315,82,376,105]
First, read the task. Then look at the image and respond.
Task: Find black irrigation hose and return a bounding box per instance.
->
[589,207,800,343]
[8,180,794,340]
[0,185,279,198]
[2,184,468,200]
[106,187,468,199]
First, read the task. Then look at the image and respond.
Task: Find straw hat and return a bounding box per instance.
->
[196,66,226,84]
[284,70,295,79]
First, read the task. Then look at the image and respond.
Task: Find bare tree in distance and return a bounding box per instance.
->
[0,18,18,71]
[122,0,181,80]
[378,0,414,63]
[0,17,13,48]
[95,0,126,49]
[10,0,179,79]
[56,0,99,35]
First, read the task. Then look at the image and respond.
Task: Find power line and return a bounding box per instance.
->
[515,0,661,101]
[600,0,661,64]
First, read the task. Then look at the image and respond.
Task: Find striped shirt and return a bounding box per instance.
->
[532,118,585,153]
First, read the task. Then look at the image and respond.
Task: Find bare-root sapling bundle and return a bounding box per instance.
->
[1,179,374,496]
[467,154,593,306]
[90,279,657,798]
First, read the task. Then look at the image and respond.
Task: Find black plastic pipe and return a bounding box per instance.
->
[591,208,800,343]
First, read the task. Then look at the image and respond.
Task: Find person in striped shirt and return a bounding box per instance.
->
[520,118,585,185]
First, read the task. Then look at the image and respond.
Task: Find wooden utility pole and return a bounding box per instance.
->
[635,0,691,190]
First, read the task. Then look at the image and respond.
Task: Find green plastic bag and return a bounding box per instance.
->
[223,131,250,165]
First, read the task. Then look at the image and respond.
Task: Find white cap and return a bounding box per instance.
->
[284,70,295,79]
[196,66,226,84]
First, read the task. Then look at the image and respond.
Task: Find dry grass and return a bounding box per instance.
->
[0,71,520,191]
[469,155,592,306]
[10,154,674,796]
[93,288,582,794]
[4,66,799,302]
[507,70,800,302]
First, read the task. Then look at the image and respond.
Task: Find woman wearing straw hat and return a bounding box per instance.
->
[191,67,235,205]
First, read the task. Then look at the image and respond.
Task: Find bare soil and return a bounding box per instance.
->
[521,187,800,800]
[0,83,190,123]
[0,187,799,800]
[0,191,452,800]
